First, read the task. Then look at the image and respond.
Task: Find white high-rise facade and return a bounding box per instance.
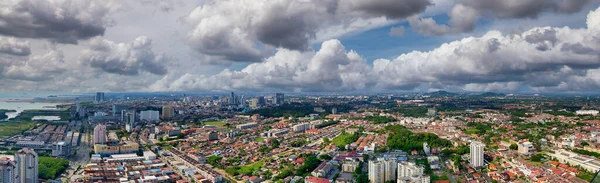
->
[368,157,397,183]
[15,148,37,183]
[470,141,485,167]
[0,157,17,183]
[140,110,159,122]
[368,160,385,183]
[93,124,107,144]
[397,162,424,178]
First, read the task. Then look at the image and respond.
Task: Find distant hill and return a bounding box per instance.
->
[427,90,458,97]
[478,92,504,97]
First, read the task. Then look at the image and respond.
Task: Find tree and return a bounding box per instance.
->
[270,139,280,148]
[581,141,590,147]
[510,143,518,150]
[319,154,332,161]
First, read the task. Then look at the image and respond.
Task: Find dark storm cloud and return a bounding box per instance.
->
[347,0,432,18]
[0,0,113,44]
[185,0,434,63]
[411,0,595,36]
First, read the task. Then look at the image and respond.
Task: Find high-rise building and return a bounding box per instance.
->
[249,98,259,109]
[368,157,397,183]
[93,125,107,144]
[518,141,535,156]
[15,148,37,183]
[95,92,105,104]
[239,95,246,108]
[229,92,237,105]
[368,160,385,183]
[423,142,430,156]
[0,157,17,183]
[140,110,159,122]
[258,96,266,106]
[125,111,136,132]
[470,141,485,167]
[162,106,174,119]
[274,93,284,105]
[112,104,126,116]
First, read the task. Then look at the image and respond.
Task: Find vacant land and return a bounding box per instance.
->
[0,121,35,137]
[204,121,227,127]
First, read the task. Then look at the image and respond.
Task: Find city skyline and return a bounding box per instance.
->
[0,0,598,93]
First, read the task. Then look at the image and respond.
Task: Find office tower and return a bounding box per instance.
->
[229,92,237,105]
[249,98,259,109]
[93,125,107,144]
[470,141,485,167]
[140,110,159,122]
[112,104,126,116]
[125,111,136,132]
[368,157,397,183]
[15,148,38,183]
[0,157,17,183]
[239,95,246,108]
[258,96,266,106]
[162,106,174,119]
[95,92,105,103]
[274,93,284,105]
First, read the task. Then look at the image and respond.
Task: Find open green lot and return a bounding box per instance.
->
[0,121,35,137]
[331,133,355,146]
[204,121,227,127]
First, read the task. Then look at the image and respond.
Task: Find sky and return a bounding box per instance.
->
[1,0,600,93]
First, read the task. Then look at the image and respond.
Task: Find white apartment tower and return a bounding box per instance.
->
[368,157,397,183]
[470,141,485,167]
[93,124,107,144]
[0,157,17,183]
[368,160,385,183]
[15,148,38,183]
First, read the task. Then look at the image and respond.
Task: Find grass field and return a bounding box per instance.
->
[255,137,265,142]
[331,133,354,146]
[204,121,227,127]
[0,121,35,137]
[464,128,480,134]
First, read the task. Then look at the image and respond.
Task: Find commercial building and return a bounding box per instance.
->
[15,148,38,183]
[576,110,599,116]
[95,92,105,103]
[125,111,136,132]
[237,122,258,130]
[162,106,174,119]
[94,141,139,156]
[52,141,71,157]
[0,157,17,183]
[518,141,535,156]
[262,129,289,138]
[112,104,127,116]
[207,131,219,141]
[140,110,159,122]
[249,98,259,109]
[470,141,485,167]
[293,123,310,132]
[548,149,600,173]
[274,93,284,106]
[93,124,107,144]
